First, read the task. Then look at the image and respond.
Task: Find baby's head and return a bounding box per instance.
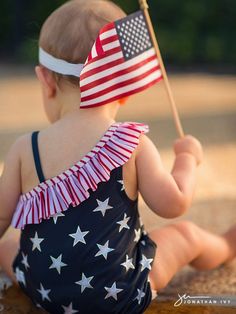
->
[39,0,126,86]
[36,0,126,121]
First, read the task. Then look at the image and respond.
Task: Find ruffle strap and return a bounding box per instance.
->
[11,122,149,229]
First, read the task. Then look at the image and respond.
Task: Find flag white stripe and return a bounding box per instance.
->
[81,52,123,75]
[103,40,120,51]
[81,69,162,106]
[100,28,117,40]
[91,44,98,58]
[81,59,159,97]
[80,48,156,86]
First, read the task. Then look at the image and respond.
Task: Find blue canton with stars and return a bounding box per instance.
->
[12,166,157,314]
[115,10,153,61]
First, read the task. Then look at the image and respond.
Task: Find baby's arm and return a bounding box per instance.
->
[136,134,203,218]
[0,139,22,237]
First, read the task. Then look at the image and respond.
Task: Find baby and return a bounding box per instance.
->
[0,1,235,313]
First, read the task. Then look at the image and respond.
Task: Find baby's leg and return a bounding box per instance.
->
[148,221,236,292]
[0,227,20,283]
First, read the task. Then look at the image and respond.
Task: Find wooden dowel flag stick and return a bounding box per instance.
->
[139,0,184,138]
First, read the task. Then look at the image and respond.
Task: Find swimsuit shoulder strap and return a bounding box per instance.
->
[31,131,45,183]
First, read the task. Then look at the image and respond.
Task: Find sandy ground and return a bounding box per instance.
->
[0,72,236,313]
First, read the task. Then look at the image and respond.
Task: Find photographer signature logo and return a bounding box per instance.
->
[174,293,233,307]
[174,294,210,307]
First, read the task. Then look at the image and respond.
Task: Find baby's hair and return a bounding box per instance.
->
[39,0,126,86]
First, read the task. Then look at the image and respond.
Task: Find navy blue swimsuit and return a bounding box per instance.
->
[12,122,157,314]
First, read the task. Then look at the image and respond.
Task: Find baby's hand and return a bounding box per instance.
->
[174,135,203,165]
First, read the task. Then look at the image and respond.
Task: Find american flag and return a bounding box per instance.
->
[80,10,163,108]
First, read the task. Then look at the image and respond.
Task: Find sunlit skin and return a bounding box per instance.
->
[0,66,235,295]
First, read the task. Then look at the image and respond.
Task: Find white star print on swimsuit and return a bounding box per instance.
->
[30,232,44,252]
[49,254,67,274]
[117,180,125,191]
[134,228,142,242]
[37,283,51,302]
[21,253,30,270]
[104,282,123,300]
[120,254,135,272]
[62,303,78,314]
[93,198,113,217]
[12,122,157,314]
[15,267,26,286]
[52,212,65,224]
[116,213,130,232]
[140,254,154,272]
[134,288,146,305]
[95,240,114,260]
[69,225,89,246]
[75,273,94,293]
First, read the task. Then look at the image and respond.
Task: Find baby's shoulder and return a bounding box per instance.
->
[4,133,32,165]
[15,132,32,145]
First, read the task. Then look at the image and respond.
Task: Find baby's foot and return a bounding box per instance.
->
[223,225,236,262]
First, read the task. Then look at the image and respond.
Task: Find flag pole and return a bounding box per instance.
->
[139,0,184,138]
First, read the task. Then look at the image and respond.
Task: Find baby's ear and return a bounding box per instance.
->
[35,66,57,98]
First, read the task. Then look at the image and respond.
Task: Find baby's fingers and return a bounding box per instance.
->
[174,135,203,165]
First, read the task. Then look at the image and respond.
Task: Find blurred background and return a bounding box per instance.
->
[0,0,236,312]
[1,0,236,69]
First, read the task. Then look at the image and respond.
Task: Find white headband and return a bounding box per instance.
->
[39,47,84,77]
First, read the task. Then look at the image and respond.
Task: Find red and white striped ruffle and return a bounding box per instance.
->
[11,122,149,229]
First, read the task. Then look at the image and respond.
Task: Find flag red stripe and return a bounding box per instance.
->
[81,46,122,68]
[87,52,92,62]
[81,65,160,101]
[81,54,157,91]
[80,76,163,109]
[80,57,124,80]
[101,22,115,33]
[101,35,119,46]
[95,37,104,56]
